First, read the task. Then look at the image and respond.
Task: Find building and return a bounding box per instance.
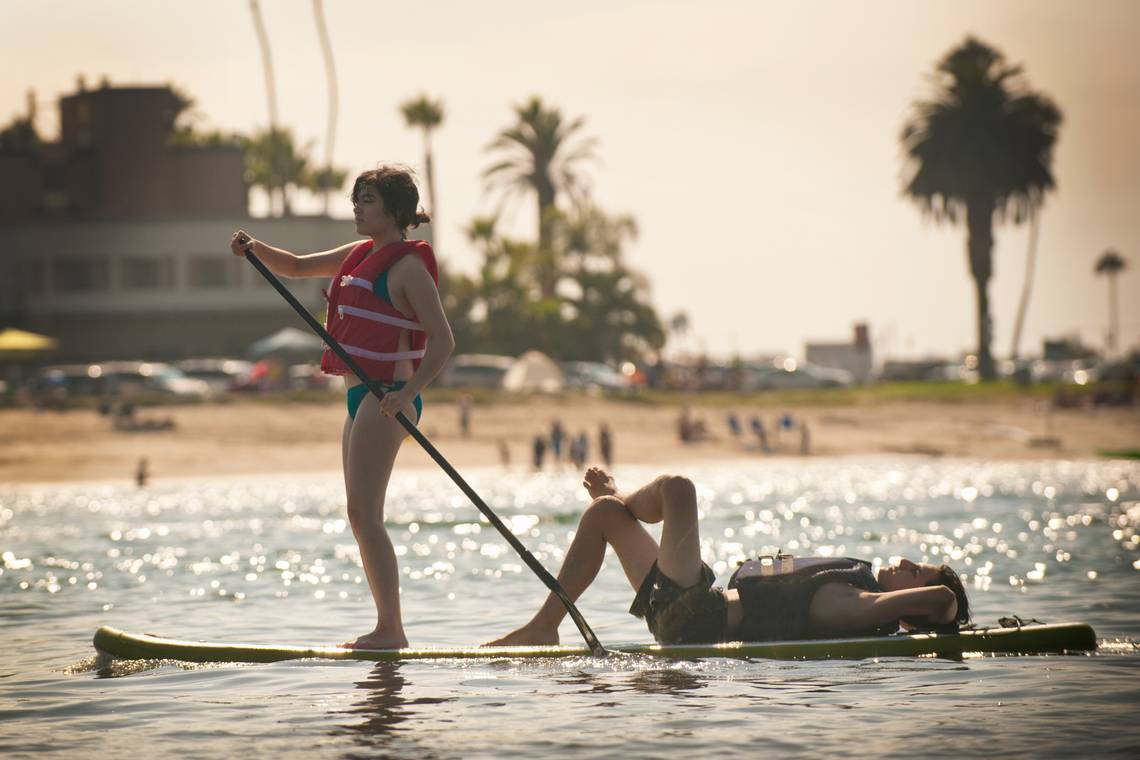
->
[805,322,874,384]
[0,80,427,362]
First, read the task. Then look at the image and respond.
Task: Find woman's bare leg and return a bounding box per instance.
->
[612,472,703,587]
[486,471,659,646]
[340,392,416,649]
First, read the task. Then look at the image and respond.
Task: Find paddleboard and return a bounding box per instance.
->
[93,622,1096,664]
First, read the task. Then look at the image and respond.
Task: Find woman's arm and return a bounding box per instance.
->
[230,229,357,278]
[377,257,455,416]
[808,583,958,634]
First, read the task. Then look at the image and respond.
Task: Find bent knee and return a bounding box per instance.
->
[582,495,631,525]
[659,474,695,499]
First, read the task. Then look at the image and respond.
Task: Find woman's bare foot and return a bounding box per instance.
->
[340,627,409,650]
[483,621,560,648]
[583,467,618,500]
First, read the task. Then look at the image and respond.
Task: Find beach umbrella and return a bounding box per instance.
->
[247,326,324,359]
[0,328,58,359]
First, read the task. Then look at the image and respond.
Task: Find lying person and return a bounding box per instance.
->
[488,468,970,646]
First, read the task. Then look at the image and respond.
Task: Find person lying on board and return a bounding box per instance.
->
[487,468,970,647]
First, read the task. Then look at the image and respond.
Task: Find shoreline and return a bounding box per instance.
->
[1,395,1136,485]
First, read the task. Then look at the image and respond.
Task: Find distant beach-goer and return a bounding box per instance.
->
[750,416,770,454]
[230,163,455,650]
[135,457,149,488]
[599,423,613,467]
[459,394,472,438]
[533,434,547,471]
[551,419,565,463]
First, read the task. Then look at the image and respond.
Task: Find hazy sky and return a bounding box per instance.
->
[4,0,1137,360]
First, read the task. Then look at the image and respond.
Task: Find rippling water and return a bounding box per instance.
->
[2,458,1139,758]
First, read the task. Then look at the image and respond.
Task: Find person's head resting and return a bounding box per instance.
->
[350,164,431,239]
[878,558,971,625]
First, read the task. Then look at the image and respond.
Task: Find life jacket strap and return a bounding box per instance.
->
[336,304,424,331]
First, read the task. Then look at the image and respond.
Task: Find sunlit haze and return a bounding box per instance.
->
[3,0,1137,360]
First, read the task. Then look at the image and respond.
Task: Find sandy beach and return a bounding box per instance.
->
[1,393,1136,485]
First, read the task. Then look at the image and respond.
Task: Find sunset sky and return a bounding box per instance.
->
[3,0,1137,361]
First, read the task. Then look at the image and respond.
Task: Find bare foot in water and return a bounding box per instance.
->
[583,466,618,500]
[483,621,560,648]
[340,628,409,650]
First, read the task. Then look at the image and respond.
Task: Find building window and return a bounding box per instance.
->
[121,257,173,290]
[53,257,109,291]
[188,256,239,288]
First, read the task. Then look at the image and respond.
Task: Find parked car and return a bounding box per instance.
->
[34,364,109,397]
[176,358,256,394]
[99,361,212,398]
[561,361,629,392]
[439,354,515,388]
[749,359,854,390]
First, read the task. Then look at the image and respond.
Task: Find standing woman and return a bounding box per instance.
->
[230,164,454,648]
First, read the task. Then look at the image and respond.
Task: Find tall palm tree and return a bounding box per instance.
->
[311,0,339,216]
[248,0,279,128]
[400,95,444,236]
[1095,249,1127,355]
[901,37,1062,380]
[483,97,597,298]
[1009,205,1041,360]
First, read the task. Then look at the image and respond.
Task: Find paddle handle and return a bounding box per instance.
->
[243,249,607,656]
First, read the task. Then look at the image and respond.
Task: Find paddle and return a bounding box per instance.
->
[241,246,607,656]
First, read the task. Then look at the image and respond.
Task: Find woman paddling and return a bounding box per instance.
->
[489,467,969,646]
[231,164,455,648]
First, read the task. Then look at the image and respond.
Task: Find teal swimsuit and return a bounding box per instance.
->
[346,381,423,422]
[344,266,423,422]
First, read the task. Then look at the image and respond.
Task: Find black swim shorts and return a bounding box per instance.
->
[629,561,726,645]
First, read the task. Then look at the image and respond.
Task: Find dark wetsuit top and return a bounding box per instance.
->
[728,557,894,642]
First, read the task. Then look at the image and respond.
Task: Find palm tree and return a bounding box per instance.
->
[244,127,310,216]
[400,95,444,236]
[1009,205,1041,360]
[311,0,339,216]
[248,0,279,128]
[483,97,597,298]
[1095,249,1127,355]
[901,37,1062,380]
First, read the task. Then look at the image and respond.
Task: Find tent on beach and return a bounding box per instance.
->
[502,350,564,393]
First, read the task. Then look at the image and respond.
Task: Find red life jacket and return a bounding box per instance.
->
[319,239,439,381]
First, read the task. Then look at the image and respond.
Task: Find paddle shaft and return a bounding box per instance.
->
[243,249,606,656]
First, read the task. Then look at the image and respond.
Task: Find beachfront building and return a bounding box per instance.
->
[0,79,426,362]
[804,322,874,384]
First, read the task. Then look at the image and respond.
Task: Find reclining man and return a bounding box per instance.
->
[488,468,969,646]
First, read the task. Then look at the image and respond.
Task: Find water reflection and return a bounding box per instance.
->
[335,661,455,755]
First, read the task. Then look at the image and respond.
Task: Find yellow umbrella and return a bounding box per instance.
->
[0,328,59,359]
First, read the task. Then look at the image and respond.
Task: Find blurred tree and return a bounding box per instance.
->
[248,0,279,128]
[400,95,444,235]
[1095,249,1127,355]
[483,97,597,298]
[901,37,1061,380]
[449,207,664,362]
[1009,206,1041,361]
[312,0,339,216]
[244,127,311,216]
[0,117,39,152]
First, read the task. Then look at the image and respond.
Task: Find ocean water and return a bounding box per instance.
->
[2,458,1138,758]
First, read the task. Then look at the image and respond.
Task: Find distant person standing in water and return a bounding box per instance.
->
[551,419,566,465]
[231,164,455,649]
[599,423,613,467]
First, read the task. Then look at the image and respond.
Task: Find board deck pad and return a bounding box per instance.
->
[93,623,1097,664]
